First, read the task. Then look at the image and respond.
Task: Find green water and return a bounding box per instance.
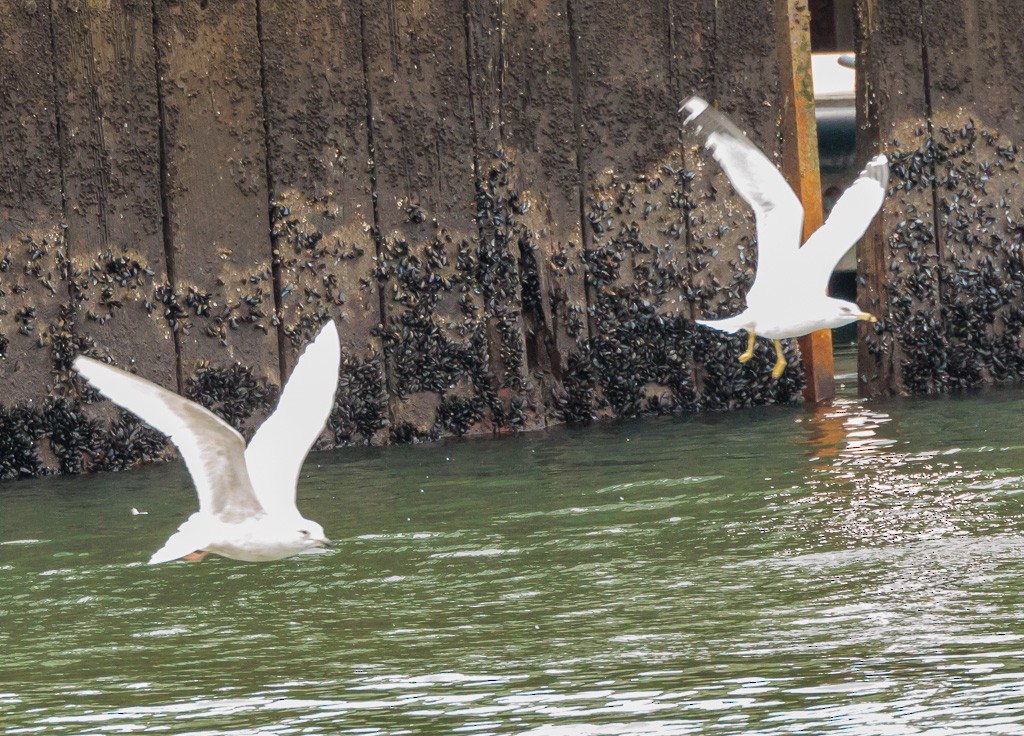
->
[3,352,1024,734]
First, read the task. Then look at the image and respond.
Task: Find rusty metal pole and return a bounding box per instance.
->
[777,0,835,403]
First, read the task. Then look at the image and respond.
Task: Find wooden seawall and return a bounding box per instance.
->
[10,0,999,480]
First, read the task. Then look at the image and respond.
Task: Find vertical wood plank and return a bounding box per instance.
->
[46,0,178,472]
[258,0,388,445]
[362,0,495,440]
[462,0,536,431]
[568,0,700,418]
[0,0,67,477]
[919,0,1024,389]
[465,0,591,426]
[51,0,176,387]
[152,0,280,435]
[854,0,941,396]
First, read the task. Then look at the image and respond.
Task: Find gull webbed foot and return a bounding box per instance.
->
[771,339,787,379]
[738,331,757,363]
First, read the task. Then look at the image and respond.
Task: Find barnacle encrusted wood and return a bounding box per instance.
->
[921,0,1024,389]
[856,0,1024,396]
[464,0,588,428]
[0,0,859,480]
[0,0,68,479]
[361,0,496,442]
[569,0,700,418]
[50,0,178,471]
[258,0,388,445]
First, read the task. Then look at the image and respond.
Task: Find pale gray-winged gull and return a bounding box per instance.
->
[681,96,887,377]
[73,321,340,564]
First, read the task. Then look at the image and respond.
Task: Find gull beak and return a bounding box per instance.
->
[316,537,333,548]
[858,312,878,323]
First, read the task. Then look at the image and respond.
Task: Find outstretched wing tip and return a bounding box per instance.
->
[308,319,341,359]
[72,354,104,378]
[315,318,339,340]
[680,96,709,122]
[862,154,890,189]
[243,318,341,517]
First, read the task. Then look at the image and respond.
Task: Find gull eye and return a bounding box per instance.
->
[300,530,310,537]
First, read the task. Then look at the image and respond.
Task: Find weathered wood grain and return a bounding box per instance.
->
[919,0,1024,389]
[0,0,68,477]
[44,0,180,473]
[465,0,590,427]
[361,0,495,440]
[568,0,700,418]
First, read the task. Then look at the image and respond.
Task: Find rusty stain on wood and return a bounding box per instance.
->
[777,0,834,403]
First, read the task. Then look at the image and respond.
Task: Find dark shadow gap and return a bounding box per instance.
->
[564,0,596,341]
[253,0,288,386]
[149,0,184,394]
[357,0,396,428]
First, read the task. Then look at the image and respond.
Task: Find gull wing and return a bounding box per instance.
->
[73,357,263,524]
[244,320,341,519]
[797,154,889,292]
[681,96,804,307]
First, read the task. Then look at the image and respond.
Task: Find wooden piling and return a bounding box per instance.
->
[50,1,177,391]
[567,0,703,417]
[464,0,598,428]
[360,0,494,440]
[1,0,920,480]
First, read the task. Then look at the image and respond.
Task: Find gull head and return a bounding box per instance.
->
[293,520,332,551]
[828,299,878,328]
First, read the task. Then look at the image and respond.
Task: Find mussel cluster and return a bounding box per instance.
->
[877,121,1024,394]
[374,215,494,441]
[474,153,528,394]
[184,361,278,439]
[270,200,389,444]
[0,405,46,481]
[71,249,155,325]
[325,352,388,446]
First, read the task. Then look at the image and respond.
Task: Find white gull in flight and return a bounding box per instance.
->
[74,321,340,563]
[681,96,887,377]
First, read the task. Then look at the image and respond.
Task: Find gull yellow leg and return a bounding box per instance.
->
[771,339,787,379]
[738,331,757,363]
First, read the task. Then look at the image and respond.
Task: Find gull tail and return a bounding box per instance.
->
[149,519,210,565]
[696,314,752,335]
